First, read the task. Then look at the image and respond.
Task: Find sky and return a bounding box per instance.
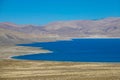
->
[0,0,120,25]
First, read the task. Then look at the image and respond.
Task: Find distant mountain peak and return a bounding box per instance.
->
[101,17,120,21]
[0,22,19,27]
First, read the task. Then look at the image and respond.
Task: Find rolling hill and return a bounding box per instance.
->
[0,17,120,45]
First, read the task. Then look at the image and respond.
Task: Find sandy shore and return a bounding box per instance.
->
[0,45,51,60]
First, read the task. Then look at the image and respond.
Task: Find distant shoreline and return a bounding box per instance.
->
[41,37,120,43]
[70,37,120,39]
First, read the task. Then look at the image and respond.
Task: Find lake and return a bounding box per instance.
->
[12,39,120,62]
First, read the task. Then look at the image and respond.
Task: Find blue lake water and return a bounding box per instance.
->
[12,39,120,62]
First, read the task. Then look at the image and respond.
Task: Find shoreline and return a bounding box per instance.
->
[7,37,120,62]
[0,45,52,60]
[10,51,52,61]
[17,37,120,45]
[1,37,120,61]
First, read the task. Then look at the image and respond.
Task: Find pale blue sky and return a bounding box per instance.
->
[0,0,120,25]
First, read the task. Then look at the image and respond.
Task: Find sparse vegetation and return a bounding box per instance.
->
[0,60,120,80]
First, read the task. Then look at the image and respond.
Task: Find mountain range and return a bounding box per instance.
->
[0,17,120,45]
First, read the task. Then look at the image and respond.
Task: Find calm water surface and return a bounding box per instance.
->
[12,39,120,62]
